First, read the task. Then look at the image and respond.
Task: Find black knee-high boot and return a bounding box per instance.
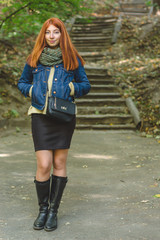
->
[33,178,50,230]
[44,175,68,231]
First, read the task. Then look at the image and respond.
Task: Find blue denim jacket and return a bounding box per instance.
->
[18,58,91,110]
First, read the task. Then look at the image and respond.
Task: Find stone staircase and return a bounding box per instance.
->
[70,15,116,62]
[75,66,135,130]
[119,0,152,16]
[70,16,136,130]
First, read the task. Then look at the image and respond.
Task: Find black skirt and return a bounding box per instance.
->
[31,114,76,151]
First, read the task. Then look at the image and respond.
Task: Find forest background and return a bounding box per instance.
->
[0,0,160,138]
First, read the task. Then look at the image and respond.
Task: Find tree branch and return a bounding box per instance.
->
[0,2,33,29]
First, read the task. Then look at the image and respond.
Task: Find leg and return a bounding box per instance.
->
[53,149,69,177]
[44,149,69,231]
[36,150,53,181]
[44,175,68,231]
[33,150,53,230]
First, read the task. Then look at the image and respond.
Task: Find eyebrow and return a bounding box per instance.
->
[46,29,60,32]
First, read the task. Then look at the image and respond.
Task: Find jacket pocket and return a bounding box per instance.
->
[61,68,74,75]
[32,68,44,82]
[31,83,46,107]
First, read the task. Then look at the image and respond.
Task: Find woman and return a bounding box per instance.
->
[18,17,91,232]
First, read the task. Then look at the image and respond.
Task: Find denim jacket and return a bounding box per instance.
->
[18,58,91,110]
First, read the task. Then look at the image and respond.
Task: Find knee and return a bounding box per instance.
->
[38,161,52,174]
[54,156,66,171]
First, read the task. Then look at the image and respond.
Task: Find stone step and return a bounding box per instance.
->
[120,4,147,8]
[90,85,118,92]
[71,27,114,34]
[120,0,146,2]
[74,45,111,51]
[76,114,133,125]
[72,23,115,28]
[73,40,112,45]
[75,16,117,24]
[77,106,128,115]
[87,74,111,79]
[73,20,116,27]
[74,43,111,48]
[120,12,148,16]
[72,36,112,41]
[89,79,115,85]
[70,30,114,37]
[84,92,121,99]
[83,56,106,62]
[120,5,147,10]
[75,45,111,52]
[76,124,136,130]
[72,24,115,32]
[79,52,106,62]
[120,8,148,13]
[76,98,126,107]
[85,66,109,74]
[86,73,110,78]
[119,1,146,6]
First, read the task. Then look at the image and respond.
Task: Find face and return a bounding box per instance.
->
[45,25,61,48]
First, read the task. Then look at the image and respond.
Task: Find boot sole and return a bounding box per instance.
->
[33,225,44,230]
[44,226,57,232]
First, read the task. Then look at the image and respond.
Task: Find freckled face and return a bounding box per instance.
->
[45,25,61,48]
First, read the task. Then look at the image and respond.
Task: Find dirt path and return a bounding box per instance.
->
[0,129,160,240]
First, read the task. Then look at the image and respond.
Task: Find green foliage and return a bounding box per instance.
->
[145,0,152,6]
[16,127,21,132]
[145,0,159,9]
[95,110,99,115]
[75,17,95,24]
[105,0,119,9]
[0,0,92,39]
[0,98,4,104]
[2,109,20,118]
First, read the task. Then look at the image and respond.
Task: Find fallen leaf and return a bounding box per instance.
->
[153,194,160,198]
[141,200,149,203]
[136,165,141,168]
[65,222,70,225]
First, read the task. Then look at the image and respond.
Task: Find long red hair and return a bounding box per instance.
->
[27,17,85,70]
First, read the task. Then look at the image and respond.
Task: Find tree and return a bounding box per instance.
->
[0,0,92,39]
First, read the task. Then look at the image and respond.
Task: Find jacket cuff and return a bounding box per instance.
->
[69,82,75,96]
[29,85,33,97]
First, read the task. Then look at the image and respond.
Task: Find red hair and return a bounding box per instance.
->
[27,18,85,70]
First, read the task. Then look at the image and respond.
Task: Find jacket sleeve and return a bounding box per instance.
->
[17,63,33,98]
[73,58,91,98]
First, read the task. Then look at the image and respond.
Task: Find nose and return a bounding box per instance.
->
[50,32,55,38]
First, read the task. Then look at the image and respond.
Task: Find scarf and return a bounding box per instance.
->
[39,47,63,66]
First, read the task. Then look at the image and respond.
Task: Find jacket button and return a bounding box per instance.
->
[56,66,58,68]
[35,69,38,71]
[43,94,46,96]
[53,91,56,94]
[55,78,57,81]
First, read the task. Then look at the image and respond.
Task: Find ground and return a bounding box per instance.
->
[0,129,160,240]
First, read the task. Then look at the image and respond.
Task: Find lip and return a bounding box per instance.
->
[49,41,55,44]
